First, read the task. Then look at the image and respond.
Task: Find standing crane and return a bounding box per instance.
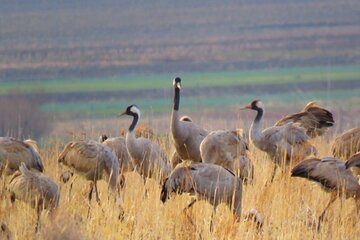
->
[58,140,120,216]
[170,77,208,162]
[241,100,317,181]
[120,105,171,184]
[161,162,263,230]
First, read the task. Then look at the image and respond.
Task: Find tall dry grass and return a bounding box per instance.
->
[0,130,359,240]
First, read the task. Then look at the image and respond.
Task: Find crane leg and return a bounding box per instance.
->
[87,182,94,218]
[115,174,125,209]
[270,164,277,182]
[94,181,100,204]
[317,193,337,231]
[182,199,197,232]
[265,164,278,186]
[35,198,43,233]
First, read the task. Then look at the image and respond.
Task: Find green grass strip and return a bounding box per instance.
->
[1,64,359,95]
[40,87,360,116]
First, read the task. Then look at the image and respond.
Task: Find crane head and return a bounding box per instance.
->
[119,104,141,118]
[240,100,263,111]
[173,77,181,89]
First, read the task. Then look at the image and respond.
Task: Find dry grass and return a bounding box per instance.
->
[1,131,360,240]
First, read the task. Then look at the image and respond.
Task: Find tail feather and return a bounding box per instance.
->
[291,158,335,189]
[108,168,119,192]
[103,147,120,192]
[291,158,320,178]
[345,152,360,169]
[24,139,44,172]
[291,163,312,178]
[29,147,44,172]
[106,158,119,192]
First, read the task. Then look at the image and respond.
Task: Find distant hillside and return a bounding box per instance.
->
[0,0,359,80]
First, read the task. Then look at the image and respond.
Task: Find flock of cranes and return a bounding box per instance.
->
[0,77,359,234]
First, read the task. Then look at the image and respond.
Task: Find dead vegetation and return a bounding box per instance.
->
[1,131,360,239]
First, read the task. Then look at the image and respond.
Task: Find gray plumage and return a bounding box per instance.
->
[161,162,243,218]
[200,129,253,182]
[291,156,360,229]
[8,162,59,232]
[0,137,43,175]
[58,140,120,193]
[345,152,360,169]
[121,105,171,183]
[292,157,360,196]
[332,127,360,160]
[169,116,196,169]
[171,77,208,162]
[8,162,60,210]
[99,135,133,173]
[243,100,317,167]
[275,101,334,138]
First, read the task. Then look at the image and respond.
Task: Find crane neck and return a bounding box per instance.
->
[254,107,263,123]
[126,122,138,160]
[129,113,139,132]
[171,88,181,134]
[173,88,180,111]
[249,107,264,146]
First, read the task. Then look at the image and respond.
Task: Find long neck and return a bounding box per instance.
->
[249,107,264,146]
[173,88,180,111]
[254,107,263,123]
[126,114,139,159]
[129,113,139,132]
[171,88,181,134]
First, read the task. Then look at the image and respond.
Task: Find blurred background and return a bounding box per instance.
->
[0,0,359,140]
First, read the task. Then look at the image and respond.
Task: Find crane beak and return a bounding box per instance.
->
[118,112,127,117]
[176,82,181,89]
[240,104,251,110]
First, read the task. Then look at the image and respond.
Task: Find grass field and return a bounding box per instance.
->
[1,132,359,239]
[1,1,359,238]
[1,65,359,239]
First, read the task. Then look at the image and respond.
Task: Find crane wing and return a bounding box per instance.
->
[275,102,334,137]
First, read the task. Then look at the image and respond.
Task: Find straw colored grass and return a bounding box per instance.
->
[1,133,359,240]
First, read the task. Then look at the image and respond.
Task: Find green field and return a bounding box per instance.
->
[40,88,360,117]
[2,65,359,95]
[1,64,358,119]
